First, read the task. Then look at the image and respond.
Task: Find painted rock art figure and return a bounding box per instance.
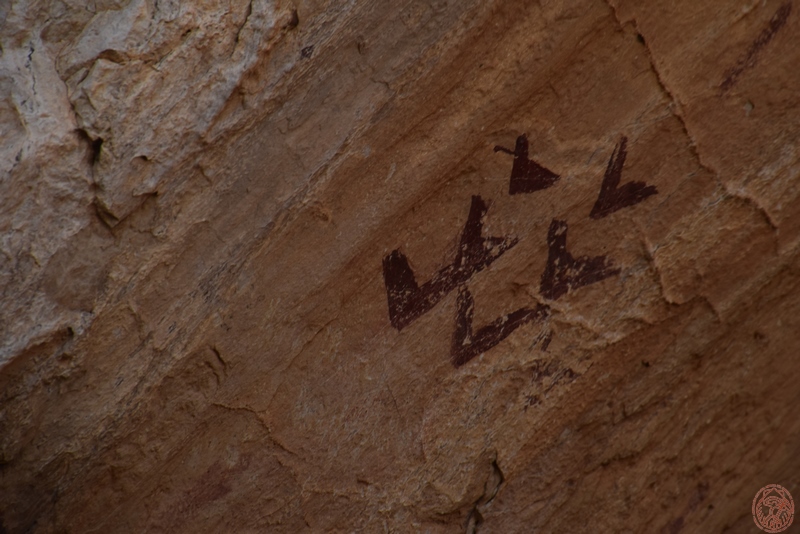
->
[383,195,517,330]
[384,133,654,365]
[451,285,550,367]
[495,134,560,195]
[540,219,620,300]
[590,136,657,219]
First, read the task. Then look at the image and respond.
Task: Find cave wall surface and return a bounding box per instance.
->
[2,0,800,532]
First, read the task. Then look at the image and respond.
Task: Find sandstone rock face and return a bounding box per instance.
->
[1,0,799,532]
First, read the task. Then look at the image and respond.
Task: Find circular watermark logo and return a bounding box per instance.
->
[753,484,794,533]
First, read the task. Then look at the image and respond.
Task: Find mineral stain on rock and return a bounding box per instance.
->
[720,1,792,92]
[539,219,620,300]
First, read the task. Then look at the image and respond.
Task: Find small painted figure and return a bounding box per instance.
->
[451,285,549,367]
[590,136,657,219]
[495,134,560,195]
[539,219,620,300]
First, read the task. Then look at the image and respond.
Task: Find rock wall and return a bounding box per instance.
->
[1,0,799,532]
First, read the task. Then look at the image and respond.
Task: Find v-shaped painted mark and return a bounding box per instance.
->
[540,219,620,300]
[495,134,560,195]
[590,136,657,219]
[451,285,550,367]
[383,195,517,331]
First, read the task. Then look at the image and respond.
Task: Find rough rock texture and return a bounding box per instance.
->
[1,0,799,532]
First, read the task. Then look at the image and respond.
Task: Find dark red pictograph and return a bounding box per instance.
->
[382,132,656,367]
[451,285,550,367]
[382,195,517,331]
[495,134,560,195]
[539,219,620,300]
[590,136,657,219]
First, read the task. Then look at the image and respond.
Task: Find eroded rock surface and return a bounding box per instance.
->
[1,0,799,532]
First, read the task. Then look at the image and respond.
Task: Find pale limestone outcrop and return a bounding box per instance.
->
[1,0,297,361]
